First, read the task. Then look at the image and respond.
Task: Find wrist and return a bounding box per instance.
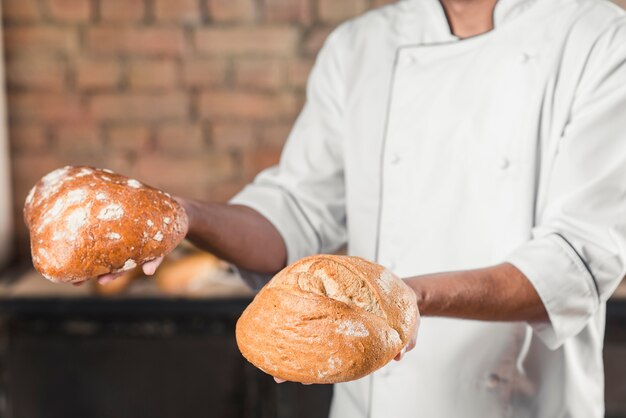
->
[174,196,195,236]
[406,277,429,316]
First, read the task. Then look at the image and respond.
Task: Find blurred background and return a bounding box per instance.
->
[3,0,397,258]
[0,0,625,417]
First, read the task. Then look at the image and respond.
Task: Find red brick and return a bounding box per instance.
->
[102,154,134,176]
[182,59,228,87]
[206,0,256,22]
[128,59,178,90]
[155,123,205,154]
[294,91,306,113]
[76,59,122,90]
[199,91,298,121]
[87,27,186,57]
[212,123,256,150]
[318,0,367,23]
[11,154,65,201]
[234,58,283,90]
[195,27,299,56]
[4,27,78,55]
[54,123,102,155]
[90,92,188,121]
[133,152,236,199]
[9,125,48,153]
[303,26,333,56]
[107,125,151,153]
[100,0,145,22]
[8,93,85,122]
[263,0,310,24]
[6,58,66,91]
[154,0,200,23]
[210,180,248,202]
[372,0,397,7]
[259,123,291,148]
[46,0,91,22]
[54,152,108,172]
[242,148,281,179]
[2,0,41,22]
[286,58,313,89]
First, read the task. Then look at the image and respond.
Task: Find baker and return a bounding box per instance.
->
[98,0,626,416]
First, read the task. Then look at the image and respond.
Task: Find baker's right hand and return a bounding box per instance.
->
[72,256,165,286]
[274,377,312,385]
[98,256,164,284]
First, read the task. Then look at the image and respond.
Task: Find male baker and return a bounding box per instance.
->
[102,0,626,416]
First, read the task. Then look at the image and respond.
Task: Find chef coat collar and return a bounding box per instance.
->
[394,0,541,44]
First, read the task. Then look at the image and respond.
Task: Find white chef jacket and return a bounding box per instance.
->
[230,0,626,416]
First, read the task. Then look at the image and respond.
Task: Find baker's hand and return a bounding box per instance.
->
[98,256,165,284]
[72,256,165,287]
[394,301,420,361]
[273,377,312,385]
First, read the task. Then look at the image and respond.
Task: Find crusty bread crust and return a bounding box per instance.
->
[154,252,222,295]
[236,255,418,384]
[24,166,187,283]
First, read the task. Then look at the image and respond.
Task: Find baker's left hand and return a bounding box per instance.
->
[394,301,420,361]
[72,256,165,287]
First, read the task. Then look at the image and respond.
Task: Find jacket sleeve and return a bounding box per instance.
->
[230,26,349,273]
[506,18,626,350]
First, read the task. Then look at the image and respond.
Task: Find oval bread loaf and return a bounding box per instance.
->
[236,255,418,384]
[24,166,188,283]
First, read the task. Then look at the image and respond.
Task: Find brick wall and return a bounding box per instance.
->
[2,0,394,252]
[2,0,625,253]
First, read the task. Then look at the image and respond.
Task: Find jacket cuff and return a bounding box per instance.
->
[506,234,600,350]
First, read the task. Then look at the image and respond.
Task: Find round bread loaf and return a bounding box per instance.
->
[236,255,418,384]
[155,252,223,295]
[24,166,188,283]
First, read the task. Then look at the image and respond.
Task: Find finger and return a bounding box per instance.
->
[407,334,417,352]
[142,257,164,276]
[98,273,123,285]
[404,315,420,354]
[405,332,417,353]
[394,346,406,361]
[274,377,286,384]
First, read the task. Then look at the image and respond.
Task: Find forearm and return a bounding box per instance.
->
[405,262,549,323]
[177,197,287,274]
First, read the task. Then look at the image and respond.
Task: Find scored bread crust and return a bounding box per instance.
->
[24,166,188,283]
[236,255,418,384]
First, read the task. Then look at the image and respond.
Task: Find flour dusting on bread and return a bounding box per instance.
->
[336,320,369,337]
[236,255,418,384]
[24,166,188,283]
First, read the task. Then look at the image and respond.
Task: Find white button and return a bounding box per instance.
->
[497,157,510,170]
[390,154,401,165]
[518,52,531,63]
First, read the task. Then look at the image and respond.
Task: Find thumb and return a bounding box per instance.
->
[142,256,164,276]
